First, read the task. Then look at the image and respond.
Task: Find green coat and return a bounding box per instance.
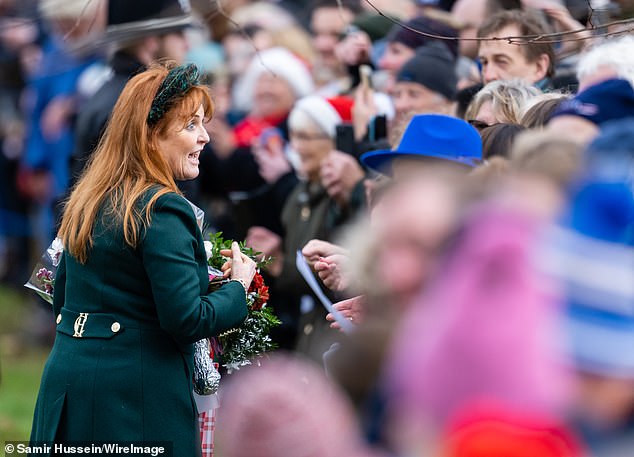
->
[30,191,247,456]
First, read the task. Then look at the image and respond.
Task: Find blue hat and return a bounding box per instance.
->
[542,118,634,377]
[549,78,634,126]
[360,114,482,174]
[571,118,634,246]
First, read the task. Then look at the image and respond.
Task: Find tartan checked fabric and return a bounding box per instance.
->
[198,358,219,457]
[198,408,216,457]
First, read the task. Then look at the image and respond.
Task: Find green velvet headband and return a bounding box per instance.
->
[147,64,200,126]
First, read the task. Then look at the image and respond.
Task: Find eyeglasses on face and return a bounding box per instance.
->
[467,119,490,131]
[289,131,331,142]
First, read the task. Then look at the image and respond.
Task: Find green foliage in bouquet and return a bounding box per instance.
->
[206,232,280,371]
[206,231,273,271]
[216,306,281,371]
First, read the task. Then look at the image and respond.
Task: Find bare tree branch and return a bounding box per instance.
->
[363,0,634,44]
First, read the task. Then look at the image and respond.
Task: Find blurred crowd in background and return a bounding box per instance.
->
[1,0,634,455]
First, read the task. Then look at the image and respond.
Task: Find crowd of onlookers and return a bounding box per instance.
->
[2,0,634,455]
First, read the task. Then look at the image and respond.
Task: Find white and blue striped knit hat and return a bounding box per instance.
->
[541,117,634,378]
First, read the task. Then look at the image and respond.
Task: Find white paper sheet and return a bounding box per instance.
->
[295,250,354,333]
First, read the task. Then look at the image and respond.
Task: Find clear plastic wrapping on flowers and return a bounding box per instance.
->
[193,265,226,395]
[24,237,63,305]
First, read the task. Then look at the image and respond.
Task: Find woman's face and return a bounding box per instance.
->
[289,117,333,182]
[474,99,498,126]
[379,42,416,73]
[253,72,296,119]
[159,31,190,65]
[377,42,416,92]
[157,104,209,181]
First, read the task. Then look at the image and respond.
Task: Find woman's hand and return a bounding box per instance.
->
[334,28,372,66]
[302,239,348,270]
[352,75,377,141]
[522,0,591,53]
[326,295,364,330]
[314,254,349,292]
[320,150,365,208]
[41,95,76,141]
[246,226,284,277]
[219,242,257,289]
[252,128,291,184]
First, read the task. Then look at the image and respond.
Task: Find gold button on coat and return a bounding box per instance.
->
[111,322,121,333]
[56,314,62,324]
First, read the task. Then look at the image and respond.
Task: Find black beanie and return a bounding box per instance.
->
[108,0,189,26]
[386,15,459,59]
[396,42,458,101]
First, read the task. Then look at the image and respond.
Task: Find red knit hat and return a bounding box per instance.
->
[444,402,585,457]
[327,96,354,123]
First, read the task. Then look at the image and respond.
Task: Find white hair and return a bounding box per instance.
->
[288,105,325,136]
[39,0,104,20]
[520,91,569,118]
[231,2,296,31]
[576,36,634,88]
[231,47,315,113]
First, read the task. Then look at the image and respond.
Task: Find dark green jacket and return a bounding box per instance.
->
[30,191,247,456]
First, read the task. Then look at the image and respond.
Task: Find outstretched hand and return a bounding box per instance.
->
[246,226,284,277]
[326,295,364,330]
[302,239,348,270]
[314,254,349,292]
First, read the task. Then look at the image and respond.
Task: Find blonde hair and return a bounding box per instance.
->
[510,129,583,190]
[59,62,213,263]
[269,25,316,67]
[465,79,541,124]
[468,156,511,189]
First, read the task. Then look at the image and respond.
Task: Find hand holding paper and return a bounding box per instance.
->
[295,250,354,333]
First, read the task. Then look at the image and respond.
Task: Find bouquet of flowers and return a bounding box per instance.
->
[24,237,63,305]
[204,232,281,373]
